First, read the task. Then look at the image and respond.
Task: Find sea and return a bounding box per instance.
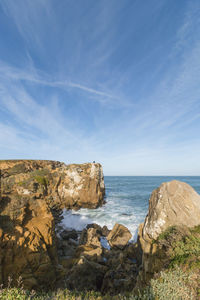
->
[62,176,200,241]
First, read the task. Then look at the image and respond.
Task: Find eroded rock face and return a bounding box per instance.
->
[0,160,105,289]
[1,160,105,210]
[0,198,63,290]
[142,180,200,242]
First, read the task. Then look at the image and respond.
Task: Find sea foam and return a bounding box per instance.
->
[61,177,148,241]
[61,176,200,242]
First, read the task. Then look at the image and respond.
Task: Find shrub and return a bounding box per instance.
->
[149,266,198,300]
[169,227,200,269]
[34,176,48,186]
[157,226,176,241]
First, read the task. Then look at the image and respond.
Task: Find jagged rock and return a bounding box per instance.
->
[0,160,105,210]
[86,223,103,234]
[101,248,138,294]
[80,227,102,248]
[107,223,132,249]
[60,229,78,241]
[77,226,103,263]
[75,245,103,262]
[0,198,64,290]
[0,160,105,290]
[66,257,107,291]
[102,225,110,237]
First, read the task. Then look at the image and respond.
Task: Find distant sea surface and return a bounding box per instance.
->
[62,176,200,240]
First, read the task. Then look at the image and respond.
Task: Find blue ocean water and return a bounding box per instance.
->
[62,176,200,240]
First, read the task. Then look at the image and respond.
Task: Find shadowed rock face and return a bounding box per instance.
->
[0,160,105,289]
[0,198,61,290]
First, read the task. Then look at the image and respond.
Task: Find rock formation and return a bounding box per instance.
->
[59,223,137,294]
[0,197,62,290]
[142,180,200,241]
[2,162,199,296]
[107,223,132,249]
[0,160,105,289]
[137,180,200,286]
[0,160,105,210]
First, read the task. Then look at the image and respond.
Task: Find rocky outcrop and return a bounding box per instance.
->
[0,198,63,290]
[3,161,199,296]
[137,180,200,287]
[57,223,138,294]
[0,160,105,289]
[0,160,105,210]
[142,180,200,241]
[107,223,132,249]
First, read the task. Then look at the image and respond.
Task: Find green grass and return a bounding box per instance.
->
[34,176,48,186]
[0,288,108,300]
[155,225,200,270]
[157,226,177,241]
[169,227,200,269]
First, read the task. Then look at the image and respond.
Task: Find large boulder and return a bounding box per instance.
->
[107,224,132,249]
[137,180,200,287]
[142,180,200,242]
[79,227,102,248]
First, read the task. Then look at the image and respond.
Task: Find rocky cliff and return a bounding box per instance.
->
[0,160,105,210]
[1,165,200,296]
[0,160,105,289]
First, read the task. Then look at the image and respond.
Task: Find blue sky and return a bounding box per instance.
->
[0,0,200,175]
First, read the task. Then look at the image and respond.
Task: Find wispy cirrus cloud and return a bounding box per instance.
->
[0,0,200,174]
[0,60,119,103]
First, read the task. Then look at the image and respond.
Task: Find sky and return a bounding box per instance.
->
[0,0,200,175]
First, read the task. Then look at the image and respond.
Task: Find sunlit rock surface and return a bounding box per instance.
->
[137,180,200,287]
[0,160,105,289]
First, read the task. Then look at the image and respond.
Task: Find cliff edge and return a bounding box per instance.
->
[0,160,105,289]
[0,160,105,210]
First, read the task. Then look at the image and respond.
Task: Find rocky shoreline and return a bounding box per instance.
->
[0,160,200,297]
